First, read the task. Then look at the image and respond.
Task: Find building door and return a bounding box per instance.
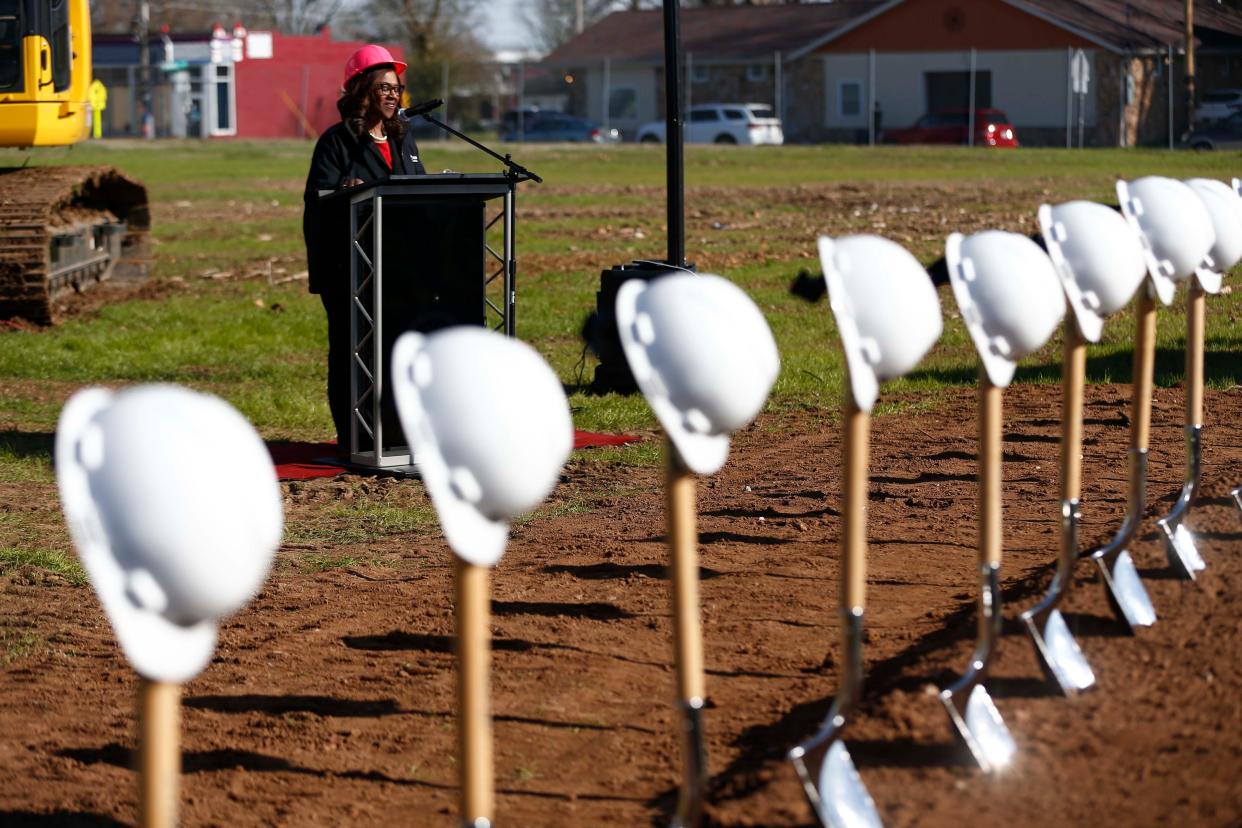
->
[925,70,992,111]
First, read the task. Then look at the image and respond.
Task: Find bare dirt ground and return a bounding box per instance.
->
[2,380,1241,826]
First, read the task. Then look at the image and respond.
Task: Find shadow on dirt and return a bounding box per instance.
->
[342,631,540,654]
[644,558,1067,818]
[491,600,634,621]
[184,694,401,718]
[541,562,726,581]
[0,812,127,827]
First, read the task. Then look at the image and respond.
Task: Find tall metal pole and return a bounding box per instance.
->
[685,52,693,126]
[441,60,450,139]
[1168,44,1175,149]
[1066,47,1072,149]
[663,0,685,269]
[1185,0,1196,127]
[774,50,782,135]
[967,48,976,147]
[602,56,611,134]
[868,48,876,146]
[138,0,151,138]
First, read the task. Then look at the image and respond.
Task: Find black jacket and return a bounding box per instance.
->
[302,121,427,295]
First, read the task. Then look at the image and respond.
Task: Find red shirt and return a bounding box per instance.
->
[375,139,392,169]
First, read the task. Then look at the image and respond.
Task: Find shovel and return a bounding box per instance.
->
[667,439,709,828]
[788,400,882,828]
[456,559,495,828]
[1155,280,1208,579]
[139,679,180,828]
[1233,486,1242,518]
[939,373,1017,774]
[1080,289,1158,630]
[1019,321,1095,694]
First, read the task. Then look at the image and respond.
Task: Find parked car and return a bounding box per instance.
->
[1181,110,1242,150]
[881,109,1018,147]
[637,103,784,145]
[1195,88,1242,124]
[502,114,620,143]
[499,108,560,134]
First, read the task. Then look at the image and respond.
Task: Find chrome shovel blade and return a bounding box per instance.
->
[1101,550,1157,629]
[790,740,882,828]
[816,742,882,828]
[1232,486,1242,518]
[1161,522,1205,578]
[942,683,1016,773]
[1029,609,1095,693]
[964,684,1016,770]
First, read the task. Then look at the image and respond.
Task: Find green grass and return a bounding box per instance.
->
[0,547,87,586]
[0,140,1238,461]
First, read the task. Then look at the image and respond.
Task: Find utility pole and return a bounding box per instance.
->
[577,0,584,34]
[136,0,152,137]
[1185,0,1196,127]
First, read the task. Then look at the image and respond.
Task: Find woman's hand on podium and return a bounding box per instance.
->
[342,178,364,188]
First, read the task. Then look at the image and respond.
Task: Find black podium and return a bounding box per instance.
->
[325,174,517,472]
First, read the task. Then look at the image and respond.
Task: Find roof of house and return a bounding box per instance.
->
[1006,0,1242,51]
[541,2,886,64]
[545,0,1242,66]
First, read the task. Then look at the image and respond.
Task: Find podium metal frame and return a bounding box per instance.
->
[345,174,517,470]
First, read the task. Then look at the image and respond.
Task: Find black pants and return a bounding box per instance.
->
[320,290,352,450]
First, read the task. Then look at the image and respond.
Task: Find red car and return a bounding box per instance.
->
[881,108,1019,147]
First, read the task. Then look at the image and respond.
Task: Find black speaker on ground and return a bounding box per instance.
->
[585,260,689,395]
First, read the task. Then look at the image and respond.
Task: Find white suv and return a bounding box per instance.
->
[637,103,784,145]
[1196,88,1242,124]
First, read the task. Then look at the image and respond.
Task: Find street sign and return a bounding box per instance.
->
[1071,49,1090,95]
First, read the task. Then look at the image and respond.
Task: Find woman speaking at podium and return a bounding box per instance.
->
[302,44,427,451]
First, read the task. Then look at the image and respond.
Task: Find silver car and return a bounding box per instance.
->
[637,103,784,145]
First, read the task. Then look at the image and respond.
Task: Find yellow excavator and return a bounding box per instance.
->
[0,0,149,324]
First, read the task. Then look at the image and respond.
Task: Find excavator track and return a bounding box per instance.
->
[0,166,150,325]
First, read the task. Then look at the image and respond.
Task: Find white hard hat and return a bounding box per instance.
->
[616,273,779,475]
[1116,176,1215,305]
[1038,201,1147,343]
[818,235,942,411]
[946,231,1066,388]
[1185,177,1242,293]
[390,327,572,567]
[55,385,283,683]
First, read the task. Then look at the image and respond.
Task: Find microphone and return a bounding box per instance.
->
[400,98,444,118]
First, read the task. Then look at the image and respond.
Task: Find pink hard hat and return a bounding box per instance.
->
[342,44,407,86]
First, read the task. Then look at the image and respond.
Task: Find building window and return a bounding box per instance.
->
[210,63,236,136]
[839,81,863,118]
[692,64,709,84]
[0,0,24,91]
[746,63,769,83]
[609,87,637,120]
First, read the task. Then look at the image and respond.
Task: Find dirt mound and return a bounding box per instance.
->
[1,383,1240,825]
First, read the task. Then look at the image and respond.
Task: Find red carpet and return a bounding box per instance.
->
[268,430,640,481]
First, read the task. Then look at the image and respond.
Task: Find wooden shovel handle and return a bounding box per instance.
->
[1132,290,1157,451]
[138,679,180,828]
[1062,322,1087,503]
[1187,283,1205,426]
[667,439,706,703]
[842,403,870,612]
[456,559,494,824]
[979,374,1003,568]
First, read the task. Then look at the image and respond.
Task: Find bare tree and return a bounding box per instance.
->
[248,0,348,34]
[361,0,489,101]
[523,0,618,51]
[91,0,348,36]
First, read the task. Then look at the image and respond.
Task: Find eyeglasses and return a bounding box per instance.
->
[374,83,405,97]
